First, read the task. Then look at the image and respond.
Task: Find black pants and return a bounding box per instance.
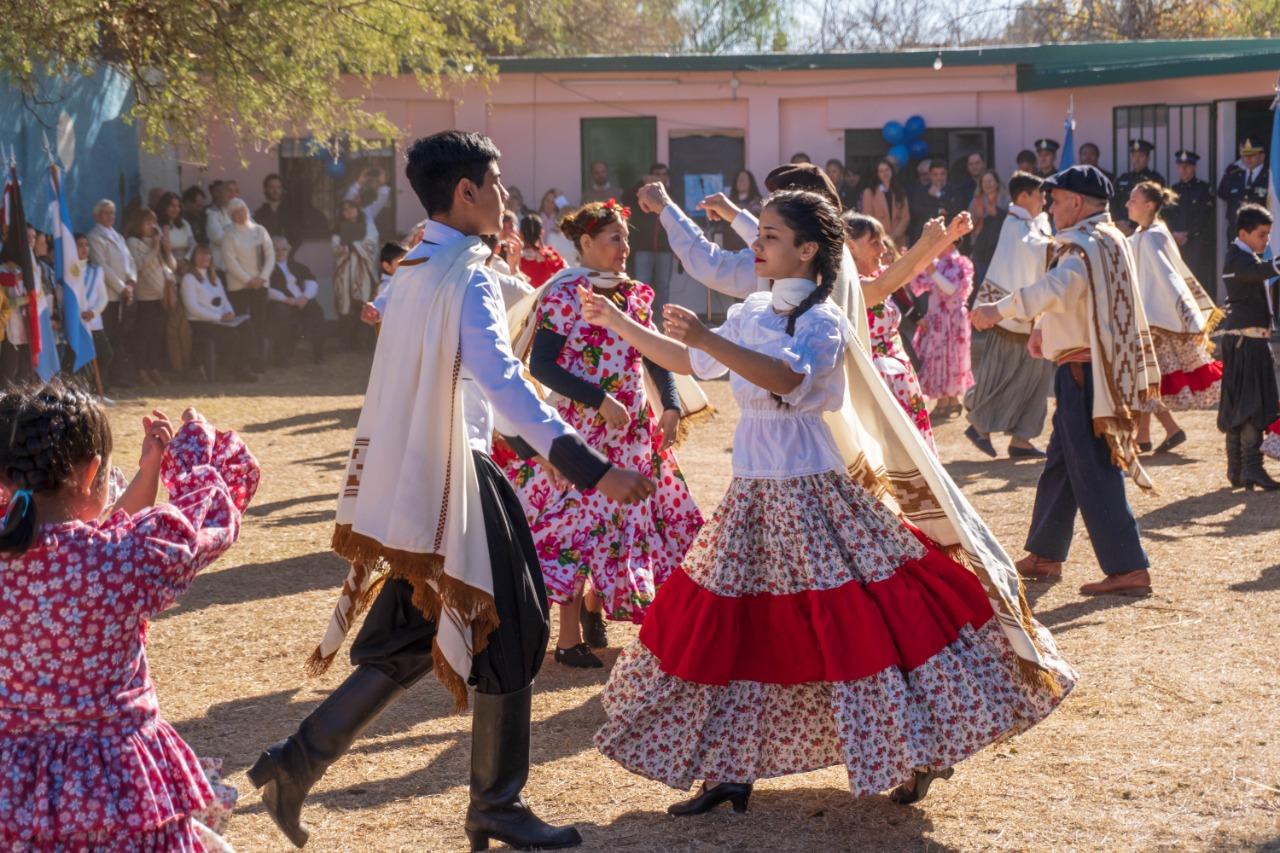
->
[268,299,326,365]
[1026,364,1149,575]
[102,300,136,385]
[349,452,551,694]
[0,341,32,387]
[134,300,168,370]
[228,288,269,369]
[190,320,248,381]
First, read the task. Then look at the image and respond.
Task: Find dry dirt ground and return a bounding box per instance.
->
[109,354,1279,852]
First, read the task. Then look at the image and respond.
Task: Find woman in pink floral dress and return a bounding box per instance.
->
[503,200,702,669]
[909,246,975,419]
[583,191,1072,817]
[0,384,259,851]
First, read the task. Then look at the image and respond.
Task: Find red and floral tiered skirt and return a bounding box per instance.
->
[1263,418,1280,461]
[1145,329,1222,412]
[595,471,1074,795]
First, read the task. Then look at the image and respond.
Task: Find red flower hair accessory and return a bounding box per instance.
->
[583,198,632,235]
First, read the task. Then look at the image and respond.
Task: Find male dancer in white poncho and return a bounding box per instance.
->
[247,131,655,852]
[972,165,1161,598]
[963,170,1057,459]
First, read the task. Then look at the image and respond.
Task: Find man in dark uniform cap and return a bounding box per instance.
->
[1112,138,1166,233]
[1217,138,1269,236]
[1033,138,1060,178]
[1165,149,1215,289]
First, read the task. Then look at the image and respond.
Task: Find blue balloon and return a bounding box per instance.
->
[905,115,927,140]
[908,138,929,159]
[882,121,905,146]
[324,158,347,178]
[887,144,910,167]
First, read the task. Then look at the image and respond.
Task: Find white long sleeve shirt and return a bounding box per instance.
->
[399,220,578,456]
[221,223,274,293]
[87,224,137,301]
[995,213,1108,361]
[81,262,109,332]
[268,262,319,302]
[660,204,761,299]
[181,271,233,323]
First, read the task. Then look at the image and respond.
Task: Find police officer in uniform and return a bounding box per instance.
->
[1033,138,1060,178]
[1165,149,1215,288]
[1112,138,1166,233]
[1217,138,1269,236]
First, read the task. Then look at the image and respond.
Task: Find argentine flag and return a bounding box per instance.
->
[1060,100,1076,171]
[49,163,94,372]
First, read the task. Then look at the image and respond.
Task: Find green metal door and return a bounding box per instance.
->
[580,117,657,201]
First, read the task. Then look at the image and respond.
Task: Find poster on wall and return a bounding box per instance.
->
[682,174,725,218]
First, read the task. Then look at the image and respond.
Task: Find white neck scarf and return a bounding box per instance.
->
[771,277,818,312]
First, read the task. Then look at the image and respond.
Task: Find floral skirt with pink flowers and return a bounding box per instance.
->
[594,471,1074,795]
[501,415,703,623]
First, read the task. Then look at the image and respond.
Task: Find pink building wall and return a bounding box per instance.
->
[189,65,1278,239]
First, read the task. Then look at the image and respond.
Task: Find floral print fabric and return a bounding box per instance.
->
[596,472,1072,794]
[0,420,259,846]
[909,249,975,399]
[503,274,703,621]
[867,294,935,449]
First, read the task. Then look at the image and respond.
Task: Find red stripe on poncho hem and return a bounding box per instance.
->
[638,533,995,686]
[1160,360,1222,396]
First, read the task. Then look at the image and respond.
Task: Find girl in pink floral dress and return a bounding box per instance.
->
[909,247,975,418]
[504,200,703,668]
[0,384,259,852]
[583,191,1071,817]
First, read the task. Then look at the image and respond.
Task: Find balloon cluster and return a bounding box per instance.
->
[882,116,929,167]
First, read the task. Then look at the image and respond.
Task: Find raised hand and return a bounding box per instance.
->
[697,192,740,223]
[139,409,175,471]
[947,211,974,239]
[636,183,672,215]
[921,217,947,244]
[579,285,624,330]
[662,304,709,347]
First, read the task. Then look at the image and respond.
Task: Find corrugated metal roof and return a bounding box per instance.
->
[493,39,1280,91]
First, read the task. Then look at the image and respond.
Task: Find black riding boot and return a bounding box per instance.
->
[1226,429,1243,488]
[248,666,404,848]
[463,685,582,851]
[1241,423,1280,491]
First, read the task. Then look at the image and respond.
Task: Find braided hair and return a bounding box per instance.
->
[0,382,113,554]
[763,190,844,335]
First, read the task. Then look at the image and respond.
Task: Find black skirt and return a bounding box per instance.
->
[1217,336,1280,431]
[349,450,551,694]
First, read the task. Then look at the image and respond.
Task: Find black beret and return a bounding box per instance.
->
[1129,139,1155,154]
[1174,150,1200,165]
[1044,165,1114,200]
[1034,138,1060,153]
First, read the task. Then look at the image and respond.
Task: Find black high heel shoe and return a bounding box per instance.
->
[554,643,603,669]
[667,782,753,816]
[889,766,954,805]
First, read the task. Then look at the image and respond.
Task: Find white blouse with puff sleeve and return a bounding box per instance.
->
[690,291,851,479]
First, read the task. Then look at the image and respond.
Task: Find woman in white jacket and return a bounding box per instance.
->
[221,198,274,369]
[182,244,257,383]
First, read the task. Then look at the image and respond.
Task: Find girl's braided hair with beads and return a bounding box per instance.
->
[0,382,113,554]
